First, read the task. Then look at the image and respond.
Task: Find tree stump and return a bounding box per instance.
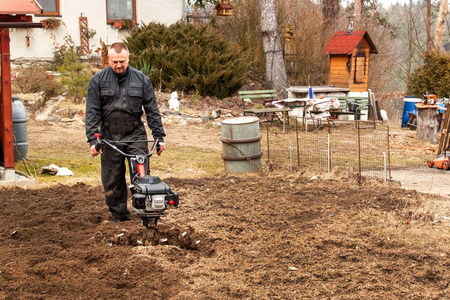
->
[416,105,439,143]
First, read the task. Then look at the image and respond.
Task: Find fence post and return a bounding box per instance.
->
[357,121,362,183]
[319,130,322,172]
[296,118,300,167]
[266,123,269,163]
[328,132,331,173]
[387,124,391,182]
[289,139,293,172]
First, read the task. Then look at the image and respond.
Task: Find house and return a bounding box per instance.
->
[9,0,185,62]
[322,29,378,92]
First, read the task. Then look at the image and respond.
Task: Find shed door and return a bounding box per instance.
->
[354,55,366,84]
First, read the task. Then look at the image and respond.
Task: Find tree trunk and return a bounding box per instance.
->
[322,0,340,26]
[258,0,287,98]
[354,0,362,24]
[426,0,432,51]
[417,107,439,143]
[434,0,448,52]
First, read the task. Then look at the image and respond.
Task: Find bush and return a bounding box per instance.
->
[407,51,450,98]
[125,22,251,99]
[54,36,91,103]
[12,65,60,100]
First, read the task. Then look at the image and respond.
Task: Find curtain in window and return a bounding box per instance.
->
[107,0,134,20]
[37,0,57,12]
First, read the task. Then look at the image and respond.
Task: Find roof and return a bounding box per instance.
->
[215,2,233,9]
[0,0,42,15]
[322,31,378,55]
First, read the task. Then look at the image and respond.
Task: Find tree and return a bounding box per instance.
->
[189,0,287,96]
[322,0,340,26]
[258,0,288,97]
[434,0,449,52]
[426,0,432,51]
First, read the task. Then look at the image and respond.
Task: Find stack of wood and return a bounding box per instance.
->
[437,103,450,155]
[367,89,383,121]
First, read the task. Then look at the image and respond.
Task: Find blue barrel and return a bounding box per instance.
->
[402,98,421,127]
[12,96,28,162]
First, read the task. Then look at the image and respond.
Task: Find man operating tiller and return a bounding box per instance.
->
[85,42,167,224]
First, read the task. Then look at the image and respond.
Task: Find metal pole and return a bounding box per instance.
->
[266,123,269,163]
[383,151,387,184]
[289,139,293,171]
[328,132,331,173]
[386,123,391,182]
[319,130,322,172]
[296,117,300,167]
[357,121,361,183]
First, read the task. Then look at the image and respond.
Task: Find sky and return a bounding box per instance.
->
[377,0,410,8]
[343,0,411,9]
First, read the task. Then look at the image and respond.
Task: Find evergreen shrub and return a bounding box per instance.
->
[54,36,91,103]
[125,22,250,98]
[407,51,450,98]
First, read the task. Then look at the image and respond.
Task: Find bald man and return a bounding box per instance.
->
[86,42,166,223]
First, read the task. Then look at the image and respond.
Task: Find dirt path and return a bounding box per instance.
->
[391,167,450,198]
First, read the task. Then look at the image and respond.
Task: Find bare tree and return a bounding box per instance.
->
[426,0,432,51]
[434,0,449,51]
[258,0,288,97]
[354,0,362,24]
[322,0,340,26]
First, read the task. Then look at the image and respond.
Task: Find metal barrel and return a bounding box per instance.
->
[221,116,262,173]
[12,96,28,162]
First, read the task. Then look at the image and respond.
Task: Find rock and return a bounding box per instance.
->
[200,115,210,123]
[181,113,191,121]
[47,114,61,123]
[187,118,202,125]
[60,118,74,123]
[211,110,221,119]
[55,107,70,118]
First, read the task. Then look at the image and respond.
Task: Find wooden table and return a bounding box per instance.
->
[243,107,292,125]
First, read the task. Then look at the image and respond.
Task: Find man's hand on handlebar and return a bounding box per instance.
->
[157,142,166,156]
[90,144,102,157]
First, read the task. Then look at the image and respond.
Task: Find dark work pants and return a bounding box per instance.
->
[101,112,149,220]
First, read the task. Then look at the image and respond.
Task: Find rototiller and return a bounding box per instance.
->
[95,134,179,244]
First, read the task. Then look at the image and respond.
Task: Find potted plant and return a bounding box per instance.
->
[41,18,64,30]
[113,20,124,28]
[113,19,135,30]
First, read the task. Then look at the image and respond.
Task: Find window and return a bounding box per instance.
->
[106,0,136,23]
[36,0,60,16]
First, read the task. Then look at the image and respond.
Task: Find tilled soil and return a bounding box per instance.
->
[1,174,449,299]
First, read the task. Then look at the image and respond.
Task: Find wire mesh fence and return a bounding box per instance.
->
[260,118,391,181]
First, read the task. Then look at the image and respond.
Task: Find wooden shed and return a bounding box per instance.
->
[322,30,378,92]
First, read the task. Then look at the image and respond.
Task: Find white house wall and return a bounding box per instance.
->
[10,0,184,61]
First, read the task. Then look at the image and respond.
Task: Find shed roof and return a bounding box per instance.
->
[215,2,233,9]
[0,0,42,15]
[322,30,378,55]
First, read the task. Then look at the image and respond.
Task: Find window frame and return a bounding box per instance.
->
[35,0,61,16]
[106,0,137,24]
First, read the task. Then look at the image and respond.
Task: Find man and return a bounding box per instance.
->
[85,42,166,223]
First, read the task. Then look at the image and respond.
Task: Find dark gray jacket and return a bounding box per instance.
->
[85,66,165,146]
